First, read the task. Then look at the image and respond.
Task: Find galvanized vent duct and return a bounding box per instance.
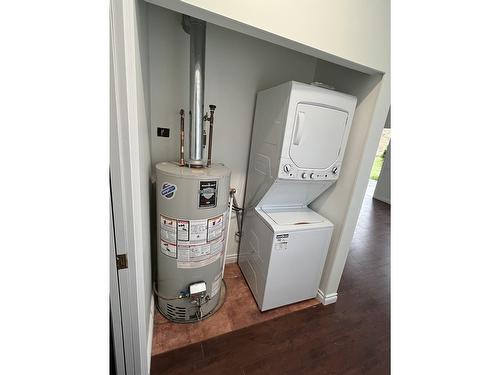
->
[182,15,206,167]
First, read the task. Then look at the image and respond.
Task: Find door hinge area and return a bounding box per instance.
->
[116,254,128,270]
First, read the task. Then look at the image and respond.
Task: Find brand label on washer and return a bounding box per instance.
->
[160,182,177,199]
[274,233,289,251]
[199,181,217,208]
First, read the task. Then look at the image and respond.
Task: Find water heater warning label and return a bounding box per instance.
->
[177,220,189,241]
[159,211,227,268]
[160,215,177,244]
[160,240,177,258]
[189,219,208,244]
[199,181,217,208]
[207,215,223,241]
[177,238,224,269]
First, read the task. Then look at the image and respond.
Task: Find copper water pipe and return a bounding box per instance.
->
[179,109,185,166]
[206,105,216,167]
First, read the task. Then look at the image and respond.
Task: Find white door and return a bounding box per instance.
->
[288,103,348,169]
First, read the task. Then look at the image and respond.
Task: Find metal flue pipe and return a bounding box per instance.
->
[182,15,206,167]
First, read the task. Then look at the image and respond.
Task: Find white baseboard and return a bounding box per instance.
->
[317,289,338,305]
[147,294,154,374]
[373,194,391,205]
[224,253,238,264]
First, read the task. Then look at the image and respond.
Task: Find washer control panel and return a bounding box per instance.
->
[278,159,340,181]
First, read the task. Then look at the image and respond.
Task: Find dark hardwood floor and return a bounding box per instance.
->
[151,186,390,374]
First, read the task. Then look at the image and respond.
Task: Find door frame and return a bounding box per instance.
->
[110,0,152,373]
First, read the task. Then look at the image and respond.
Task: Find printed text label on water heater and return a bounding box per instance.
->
[199,181,217,208]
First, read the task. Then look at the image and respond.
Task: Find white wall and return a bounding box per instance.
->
[148,5,317,258]
[374,109,391,204]
[310,60,389,298]
[374,141,391,204]
[146,0,390,74]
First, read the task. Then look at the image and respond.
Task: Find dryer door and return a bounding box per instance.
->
[289,103,348,169]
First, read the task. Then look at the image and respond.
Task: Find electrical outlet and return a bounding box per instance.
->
[157,127,170,137]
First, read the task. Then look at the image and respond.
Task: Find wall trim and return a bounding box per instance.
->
[373,195,390,205]
[224,253,238,264]
[317,289,338,305]
[147,294,155,374]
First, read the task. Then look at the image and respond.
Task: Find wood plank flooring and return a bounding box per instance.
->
[152,264,319,354]
[151,186,390,374]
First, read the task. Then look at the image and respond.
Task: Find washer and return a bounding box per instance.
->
[238,81,357,311]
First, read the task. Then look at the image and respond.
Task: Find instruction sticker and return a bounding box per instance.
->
[210,237,224,255]
[160,240,177,258]
[179,244,211,261]
[207,215,224,241]
[177,253,221,269]
[189,219,208,244]
[160,215,177,244]
[160,182,177,200]
[177,220,189,242]
[176,238,224,269]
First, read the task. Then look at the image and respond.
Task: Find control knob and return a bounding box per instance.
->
[310,173,316,179]
[283,164,292,173]
[302,172,308,179]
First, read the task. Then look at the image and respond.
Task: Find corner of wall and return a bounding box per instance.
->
[317,288,338,305]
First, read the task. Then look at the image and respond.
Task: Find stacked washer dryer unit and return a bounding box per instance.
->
[238,81,357,311]
[155,16,231,322]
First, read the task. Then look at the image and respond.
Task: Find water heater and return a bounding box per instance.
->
[155,163,230,321]
[154,16,231,322]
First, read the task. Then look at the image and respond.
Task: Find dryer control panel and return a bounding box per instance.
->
[278,158,340,181]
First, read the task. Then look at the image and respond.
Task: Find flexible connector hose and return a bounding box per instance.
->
[221,189,235,278]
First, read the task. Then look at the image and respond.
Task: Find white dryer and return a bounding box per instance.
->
[239,81,357,311]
